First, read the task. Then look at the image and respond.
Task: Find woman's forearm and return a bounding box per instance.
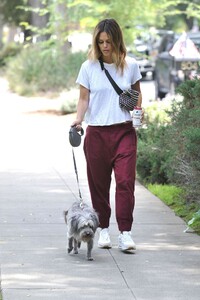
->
[76,98,89,124]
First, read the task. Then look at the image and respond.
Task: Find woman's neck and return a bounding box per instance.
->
[102,56,113,64]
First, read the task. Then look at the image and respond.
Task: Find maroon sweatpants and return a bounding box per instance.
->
[83,122,137,232]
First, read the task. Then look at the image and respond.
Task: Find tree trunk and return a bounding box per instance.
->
[55,3,71,54]
[0,14,3,48]
[7,26,18,43]
[28,0,49,42]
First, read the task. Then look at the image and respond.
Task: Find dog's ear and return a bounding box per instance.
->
[90,213,99,230]
[71,215,79,232]
[63,211,68,224]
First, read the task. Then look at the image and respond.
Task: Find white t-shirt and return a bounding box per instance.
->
[76,57,142,126]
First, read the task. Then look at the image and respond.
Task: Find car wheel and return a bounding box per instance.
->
[170,76,178,96]
[152,70,156,80]
[154,78,167,100]
[170,81,176,96]
[141,72,146,80]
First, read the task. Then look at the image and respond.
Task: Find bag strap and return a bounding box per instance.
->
[99,59,123,95]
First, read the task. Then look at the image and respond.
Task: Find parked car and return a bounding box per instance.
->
[128,31,157,79]
[129,29,173,79]
[154,32,200,99]
[128,49,155,79]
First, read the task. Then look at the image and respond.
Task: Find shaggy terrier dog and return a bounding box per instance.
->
[64,202,99,261]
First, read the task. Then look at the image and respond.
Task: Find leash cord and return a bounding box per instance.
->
[72,148,83,204]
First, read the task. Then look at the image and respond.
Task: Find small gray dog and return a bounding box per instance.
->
[64,202,99,261]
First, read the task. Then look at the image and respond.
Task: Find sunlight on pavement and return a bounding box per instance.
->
[0,77,82,172]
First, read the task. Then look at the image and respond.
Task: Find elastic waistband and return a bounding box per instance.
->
[88,121,132,129]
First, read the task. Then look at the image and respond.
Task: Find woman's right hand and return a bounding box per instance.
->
[71,119,83,131]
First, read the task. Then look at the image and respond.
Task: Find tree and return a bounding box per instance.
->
[0,0,30,44]
[0,14,3,48]
[44,0,200,45]
[0,0,28,25]
[159,0,200,31]
[1,0,200,47]
[27,0,49,42]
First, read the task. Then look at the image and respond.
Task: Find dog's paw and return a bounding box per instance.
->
[87,256,94,261]
[68,247,73,253]
[73,249,78,254]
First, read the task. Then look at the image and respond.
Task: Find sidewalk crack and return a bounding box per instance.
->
[109,250,137,299]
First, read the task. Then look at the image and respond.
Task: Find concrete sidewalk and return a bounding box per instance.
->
[0,83,200,299]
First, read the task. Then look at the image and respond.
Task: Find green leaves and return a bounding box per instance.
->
[2,0,200,46]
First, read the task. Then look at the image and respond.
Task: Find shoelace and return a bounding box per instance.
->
[121,232,132,242]
[101,230,110,240]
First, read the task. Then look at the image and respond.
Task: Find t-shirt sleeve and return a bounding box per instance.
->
[76,62,90,90]
[132,62,142,85]
[126,56,142,85]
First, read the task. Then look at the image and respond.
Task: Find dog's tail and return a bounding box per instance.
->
[63,211,68,224]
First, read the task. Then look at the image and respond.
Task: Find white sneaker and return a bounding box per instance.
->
[98,228,112,248]
[118,231,136,251]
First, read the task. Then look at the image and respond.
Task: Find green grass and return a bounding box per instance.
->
[147,184,200,234]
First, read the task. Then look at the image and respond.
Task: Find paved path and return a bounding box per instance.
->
[0,78,200,300]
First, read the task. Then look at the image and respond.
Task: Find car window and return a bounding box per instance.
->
[159,35,174,52]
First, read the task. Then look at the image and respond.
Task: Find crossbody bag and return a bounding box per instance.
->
[99,59,139,111]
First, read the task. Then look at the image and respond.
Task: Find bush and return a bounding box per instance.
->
[167,79,200,204]
[187,210,200,233]
[59,89,79,114]
[137,102,172,184]
[137,78,200,206]
[0,43,22,67]
[137,79,200,230]
[6,45,86,95]
[137,125,170,184]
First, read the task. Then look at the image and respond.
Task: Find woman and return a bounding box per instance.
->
[72,18,142,252]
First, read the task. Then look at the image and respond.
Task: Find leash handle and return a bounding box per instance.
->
[72,148,83,204]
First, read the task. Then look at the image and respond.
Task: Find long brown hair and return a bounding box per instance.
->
[88,19,127,73]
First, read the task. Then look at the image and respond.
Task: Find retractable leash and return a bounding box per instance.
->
[71,148,83,207]
[69,126,84,208]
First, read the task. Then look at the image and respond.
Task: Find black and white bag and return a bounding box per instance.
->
[99,59,139,111]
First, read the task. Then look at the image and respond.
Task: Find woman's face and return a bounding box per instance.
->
[98,32,113,63]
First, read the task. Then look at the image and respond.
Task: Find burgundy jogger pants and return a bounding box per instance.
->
[83,122,137,232]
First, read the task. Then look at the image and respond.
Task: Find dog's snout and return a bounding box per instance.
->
[82,230,94,238]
